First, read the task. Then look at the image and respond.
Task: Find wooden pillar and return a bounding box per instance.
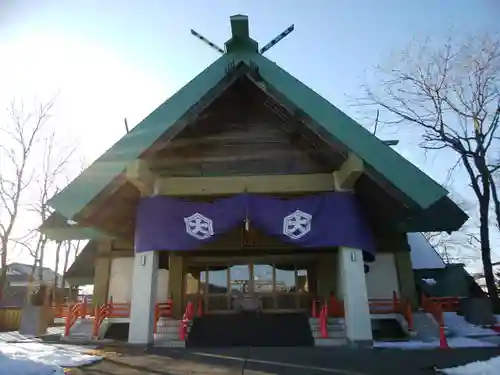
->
[168,253,185,319]
[317,253,336,300]
[93,240,112,306]
[394,249,418,309]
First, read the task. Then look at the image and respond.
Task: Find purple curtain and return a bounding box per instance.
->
[248,193,375,261]
[134,195,246,252]
[134,193,375,261]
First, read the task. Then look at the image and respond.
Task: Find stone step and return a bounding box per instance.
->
[311,330,345,339]
[309,318,345,324]
[154,332,185,341]
[310,321,344,328]
[154,340,186,348]
[314,337,347,346]
[309,321,344,328]
[309,324,345,332]
[156,325,190,334]
[156,319,191,329]
[63,334,95,343]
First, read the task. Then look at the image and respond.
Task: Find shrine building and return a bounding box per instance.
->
[40,15,467,347]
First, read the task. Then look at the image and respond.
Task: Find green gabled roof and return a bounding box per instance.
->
[48,51,243,219]
[48,15,463,228]
[64,241,97,286]
[38,212,112,241]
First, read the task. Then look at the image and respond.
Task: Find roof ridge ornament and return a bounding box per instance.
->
[259,25,294,55]
[190,15,294,55]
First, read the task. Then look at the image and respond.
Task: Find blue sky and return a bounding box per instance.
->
[1,0,499,268]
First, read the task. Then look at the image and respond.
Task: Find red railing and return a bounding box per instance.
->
[402,299,413,331]
[421,294,444,326]
[64,303,83,336]
[421,294,448,348]
[326,291,413,331]
[327,295,344,317]
[319,300,328,338]
[179,301,194,341]
[53,297,94,319]
[154,298,173,333]
[429,297,460,312]
[59,299,173,338]
[108,302,130,317]
[92,302,111,337]
[52,304,68,318]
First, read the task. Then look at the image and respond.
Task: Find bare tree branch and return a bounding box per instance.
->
[362,34,500,309]
[0,98,55,296]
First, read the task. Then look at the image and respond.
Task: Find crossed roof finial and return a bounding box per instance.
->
[191,15,294,55]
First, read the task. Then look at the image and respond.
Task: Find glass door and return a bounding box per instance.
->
[229,264,251,294]
[191,258,312,314]
[253,264,275,310]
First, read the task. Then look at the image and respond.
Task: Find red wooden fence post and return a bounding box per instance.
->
[64,303,73,336]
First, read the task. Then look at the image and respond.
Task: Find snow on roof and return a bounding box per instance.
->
[408,233,446,270]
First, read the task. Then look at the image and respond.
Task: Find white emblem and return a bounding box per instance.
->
[184,212,214,240]
[282,210,312,240]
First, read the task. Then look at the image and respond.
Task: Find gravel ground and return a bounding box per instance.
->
[68,345,500,375]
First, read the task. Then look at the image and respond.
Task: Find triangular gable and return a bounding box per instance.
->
[48,15,460,225]
[250,53,446,209]
[49,53,244,219]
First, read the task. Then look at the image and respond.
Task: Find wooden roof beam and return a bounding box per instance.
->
[125,159,156,195]
[156,173,335,196]
[333,152,364,190]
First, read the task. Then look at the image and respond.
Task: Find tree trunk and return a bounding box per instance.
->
[52,241,62,301]
[479,204,499,310]
[60,241,71,292]
[475,155,500,311]
[488,174,500,230]
[37,236,48,283]
[0,241,7,300]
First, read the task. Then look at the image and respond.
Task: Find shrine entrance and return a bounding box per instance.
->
[186,255,312,315]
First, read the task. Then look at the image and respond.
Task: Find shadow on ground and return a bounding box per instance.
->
[71,345,500,375]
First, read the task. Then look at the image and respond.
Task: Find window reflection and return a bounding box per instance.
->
[230,265,250,293]
[207,268,228,293]
[296,269,308,292]
[200,271,207,294]
[253,264,274,293]
[275,264,296,293]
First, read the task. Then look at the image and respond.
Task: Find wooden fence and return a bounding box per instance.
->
[0,307,22,331]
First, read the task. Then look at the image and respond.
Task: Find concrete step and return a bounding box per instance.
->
[314,337,347,346]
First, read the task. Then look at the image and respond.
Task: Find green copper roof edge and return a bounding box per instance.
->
[48,52,244,219]
[250,53,449,210]
[40,226,113,241]
[49,36,451,219]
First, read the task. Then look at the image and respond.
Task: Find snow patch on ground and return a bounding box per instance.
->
[0,327,65,343]
[440,356,500,375]
[0,352,63,375]
[374,337,495,349]
[0,342,102,374]
[444,313,498,338]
